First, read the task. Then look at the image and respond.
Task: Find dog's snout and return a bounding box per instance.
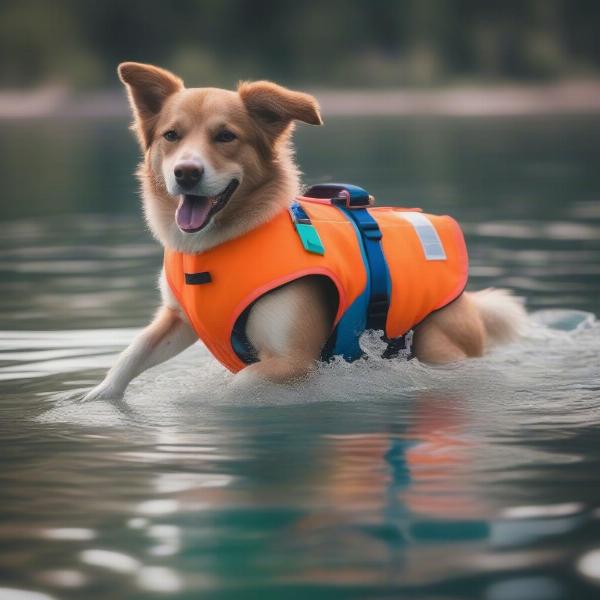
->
[174,161,204,190]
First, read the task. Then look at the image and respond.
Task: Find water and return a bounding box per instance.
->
[1,115,600,599]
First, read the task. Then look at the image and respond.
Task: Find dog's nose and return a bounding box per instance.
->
[174,161,204,190]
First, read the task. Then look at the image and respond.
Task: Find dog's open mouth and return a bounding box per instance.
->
[175,179,239,233]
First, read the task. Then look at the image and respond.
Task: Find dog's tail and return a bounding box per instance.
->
[470,288,527,347]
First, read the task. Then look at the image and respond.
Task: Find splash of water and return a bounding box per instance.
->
[27,309,599,429]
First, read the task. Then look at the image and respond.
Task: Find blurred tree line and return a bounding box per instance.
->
[1,0,599,89]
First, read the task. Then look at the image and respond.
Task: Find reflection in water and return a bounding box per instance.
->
[0,314,596,596]
[1,116,600,598]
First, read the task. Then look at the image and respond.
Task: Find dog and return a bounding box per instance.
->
[83,62,526,401]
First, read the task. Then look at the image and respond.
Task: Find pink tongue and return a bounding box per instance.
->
[176,195,212,232]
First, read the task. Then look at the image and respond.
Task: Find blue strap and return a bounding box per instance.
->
[342,207,391,331]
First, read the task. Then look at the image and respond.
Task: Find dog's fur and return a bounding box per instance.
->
[83,62,526,400]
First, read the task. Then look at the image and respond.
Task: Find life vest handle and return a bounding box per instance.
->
[303,183,374,209]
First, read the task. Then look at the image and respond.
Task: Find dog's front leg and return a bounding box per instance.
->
[83,305,197,401]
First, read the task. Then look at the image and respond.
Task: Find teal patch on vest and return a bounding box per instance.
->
[295,223,325,255]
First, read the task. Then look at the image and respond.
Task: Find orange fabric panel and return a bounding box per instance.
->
[164,201,368,373]
[370,207,469,338]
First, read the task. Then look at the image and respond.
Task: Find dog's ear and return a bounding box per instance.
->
[118,62,184,149]
[238,80,323,141]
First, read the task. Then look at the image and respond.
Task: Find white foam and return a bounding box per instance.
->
[31,311,600,431]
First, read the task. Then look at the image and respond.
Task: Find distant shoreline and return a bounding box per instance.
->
[1,81,600,119]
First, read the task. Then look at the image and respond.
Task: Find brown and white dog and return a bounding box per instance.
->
[83,62,526,401]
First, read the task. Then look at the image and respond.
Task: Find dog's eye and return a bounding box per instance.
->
[163,130,180,142]
[215,130,237,143]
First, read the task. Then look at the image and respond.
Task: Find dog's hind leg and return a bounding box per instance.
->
[412,293,486,364]
[412,290,526,364]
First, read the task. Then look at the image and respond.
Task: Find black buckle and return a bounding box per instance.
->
[382,331,415,360]
[358,221,382,240]
[367,296,389,329]
[185,271,212,285]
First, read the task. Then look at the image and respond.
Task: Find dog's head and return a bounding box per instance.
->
[118,62,322,251]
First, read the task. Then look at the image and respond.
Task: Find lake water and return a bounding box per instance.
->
[0,115,599,599]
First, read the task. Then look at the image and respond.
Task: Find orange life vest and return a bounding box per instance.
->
[164,192,468,373]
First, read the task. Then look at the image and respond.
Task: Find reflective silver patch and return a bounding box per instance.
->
[397,212,447,260]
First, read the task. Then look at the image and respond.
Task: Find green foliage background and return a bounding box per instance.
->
[1,0,599,88]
